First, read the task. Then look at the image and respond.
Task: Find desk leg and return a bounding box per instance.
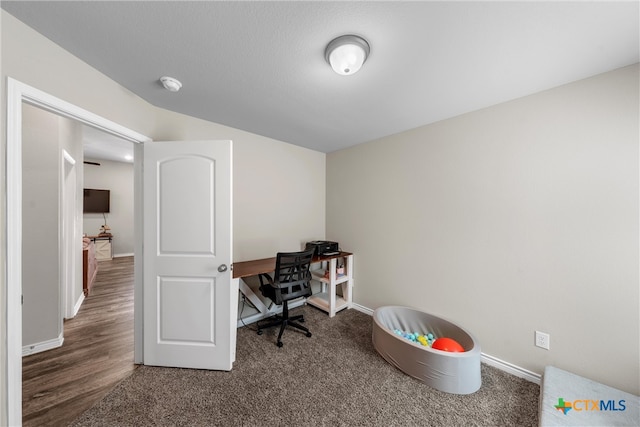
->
[239,279,268,313]
[237,279,268,327]
[342,254,353,309]
[237,278,305,327]
[318,260,327,293]
[329,258,337,317]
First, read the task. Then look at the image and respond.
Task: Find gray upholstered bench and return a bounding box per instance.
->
[539,366,639,426]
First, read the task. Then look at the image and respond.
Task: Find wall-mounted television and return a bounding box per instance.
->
[83,188,110,213]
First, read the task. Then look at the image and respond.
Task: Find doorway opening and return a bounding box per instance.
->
[21,103,136,353]
[5,77,151,425]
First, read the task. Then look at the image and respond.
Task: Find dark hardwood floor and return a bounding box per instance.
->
[22,256,136,426]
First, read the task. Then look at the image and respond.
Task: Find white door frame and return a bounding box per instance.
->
[5,77,151,425]
[61,149,79,319]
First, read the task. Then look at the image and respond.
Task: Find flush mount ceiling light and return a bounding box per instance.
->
[325,34,370,76]
[160,76,182,92]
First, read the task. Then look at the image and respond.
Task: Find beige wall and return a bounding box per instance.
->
[1,10,325,422]
[152,107,326,261]
[327,64,639,394]
[21,104,60,346]
[83,158,135,256]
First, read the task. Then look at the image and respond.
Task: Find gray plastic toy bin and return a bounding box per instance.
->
[372,305,481,395]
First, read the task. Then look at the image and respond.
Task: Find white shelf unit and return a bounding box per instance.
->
[307,253,353,317]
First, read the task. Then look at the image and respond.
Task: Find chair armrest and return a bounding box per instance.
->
[258,273,280,302]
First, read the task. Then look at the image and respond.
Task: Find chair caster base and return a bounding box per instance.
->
[277,341,283,348]
[306,332,312,338]
[257,330,263,335]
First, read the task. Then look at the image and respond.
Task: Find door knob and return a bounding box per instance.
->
[217,264,228,273]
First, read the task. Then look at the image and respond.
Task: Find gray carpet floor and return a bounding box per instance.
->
[71,306,540,426]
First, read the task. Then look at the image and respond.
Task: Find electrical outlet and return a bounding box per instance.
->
[535,331,550,350]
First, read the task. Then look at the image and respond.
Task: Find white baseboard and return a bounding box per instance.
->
[71,292,85,318]
[22,333,64,356]
[114,252,134,258]
[352,304,541,385]
[352,303,373,316]
[481,353,541,384]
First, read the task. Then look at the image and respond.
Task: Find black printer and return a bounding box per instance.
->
[305,240,340,256]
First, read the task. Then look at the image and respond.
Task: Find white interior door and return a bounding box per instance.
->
[143,140,236,370]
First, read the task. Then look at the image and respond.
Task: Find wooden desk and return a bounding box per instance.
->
[233,251,354,326]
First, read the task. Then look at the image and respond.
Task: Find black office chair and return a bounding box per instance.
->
[257,249,315,347]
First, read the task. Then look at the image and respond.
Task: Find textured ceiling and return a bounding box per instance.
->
[83,125,134,164]
[3,1,638,153]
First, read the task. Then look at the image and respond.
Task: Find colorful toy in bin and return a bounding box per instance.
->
[394,329,436,347]
[431,337,465,352]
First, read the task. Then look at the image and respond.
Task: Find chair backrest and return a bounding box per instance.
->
[273,249,315,303]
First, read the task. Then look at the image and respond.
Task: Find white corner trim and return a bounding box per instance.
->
[6,76,25,427]
[352,303,542,385]
[62,149,76,165]
[72,293,85,318]
[22,333,64,357]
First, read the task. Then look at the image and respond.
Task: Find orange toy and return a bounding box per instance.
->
[431,337,465,352]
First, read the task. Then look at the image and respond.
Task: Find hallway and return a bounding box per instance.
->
[22,256,136,426]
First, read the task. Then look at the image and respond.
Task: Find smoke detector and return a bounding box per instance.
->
[160,76,182,92]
